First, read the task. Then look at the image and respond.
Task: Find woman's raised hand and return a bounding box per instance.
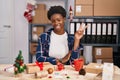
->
[74,23,88,40]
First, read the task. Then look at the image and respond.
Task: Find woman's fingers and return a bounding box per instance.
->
[79,23,88,31]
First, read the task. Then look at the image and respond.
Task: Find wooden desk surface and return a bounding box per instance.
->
[0,63,120,80]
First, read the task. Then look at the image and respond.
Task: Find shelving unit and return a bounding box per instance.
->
[69,16,120,67]
[28,0,120,67]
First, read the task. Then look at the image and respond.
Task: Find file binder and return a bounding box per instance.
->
[91,23,96,43]
[84,23,88,43]
[96,23,102,43]
[101,23,107,44]
[106,23,112,44]
[112,23,117,44]
[86,23,92,43]
[70,22,75,35]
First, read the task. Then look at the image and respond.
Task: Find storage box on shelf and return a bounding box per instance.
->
[74,0,93,16]
[94,0,120,16]
[75,0,120,17]
[32,4,51,24]
[93,47,113,64]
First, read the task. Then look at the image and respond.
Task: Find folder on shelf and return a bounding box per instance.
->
[91,23,96,43]
[112,23,117,44]
[101,23,107,44]
[76,23,80,31]
[70,22,75,35]
[106,23,112,44]
[86,23,92,43]
[96,23,102,43]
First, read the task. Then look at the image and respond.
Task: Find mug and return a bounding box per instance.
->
[71,58,84,71]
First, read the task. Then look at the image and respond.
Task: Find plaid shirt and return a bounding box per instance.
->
[36,28,83,65]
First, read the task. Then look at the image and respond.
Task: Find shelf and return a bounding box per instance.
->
[82,44,119,46]
[72,16,120,19]
[29,23,52,27]
[29,40,38,43]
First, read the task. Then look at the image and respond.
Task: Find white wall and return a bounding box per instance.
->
[14,0,28,63]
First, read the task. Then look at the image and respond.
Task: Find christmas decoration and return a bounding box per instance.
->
[79,68,86,75]
[47,68,53,74]
[35,71,48,78]
[66,76,70,79]
[69,5,73,21]
[24,0,37,23]
[26,62,54,74]
[57,62,64,71]
[13,50,26,75]
[35,61,43,71]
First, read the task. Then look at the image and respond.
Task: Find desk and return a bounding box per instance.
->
[0,64,120,80]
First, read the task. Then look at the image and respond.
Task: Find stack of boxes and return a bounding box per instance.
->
[75,0,120,16]
[30,26,44,55]
[74,0,93,16]
[30,4,50,55]
[93,47,113,64]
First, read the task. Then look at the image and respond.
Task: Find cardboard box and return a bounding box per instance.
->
[95,58,113,64]
[75,5,93,16]
[93,47,113,59]
[26,62,54,74]
[30,43,38,55]
[85,63,103,74]
[94,0,120,16]
[75,0,93,5]
[32,4,50,24]
[32,26,44,37]
[32,26,45,42]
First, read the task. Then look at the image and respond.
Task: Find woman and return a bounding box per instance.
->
[36,6,87,65]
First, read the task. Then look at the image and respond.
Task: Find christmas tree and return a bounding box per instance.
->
[14,50,26,75]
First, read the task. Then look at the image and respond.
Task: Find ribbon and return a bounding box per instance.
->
[35,61,43,71]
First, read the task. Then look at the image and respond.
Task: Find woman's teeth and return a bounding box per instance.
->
[56,25,61,29]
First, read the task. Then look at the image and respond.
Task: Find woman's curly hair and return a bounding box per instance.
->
[47,6,66,20]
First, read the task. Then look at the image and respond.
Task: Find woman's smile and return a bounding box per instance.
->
[51,13,65,35]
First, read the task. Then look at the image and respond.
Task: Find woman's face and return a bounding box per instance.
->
[50,13,65,35]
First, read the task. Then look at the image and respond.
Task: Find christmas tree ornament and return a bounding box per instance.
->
[13,50,26,75]
[57,62,64,71]
[69,5,73,21]
[47,68,53,74]
[79,68,86,75]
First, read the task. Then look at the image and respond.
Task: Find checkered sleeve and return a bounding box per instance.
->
[36,33,57,65]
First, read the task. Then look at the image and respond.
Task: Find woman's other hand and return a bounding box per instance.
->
[56,51,72,64]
